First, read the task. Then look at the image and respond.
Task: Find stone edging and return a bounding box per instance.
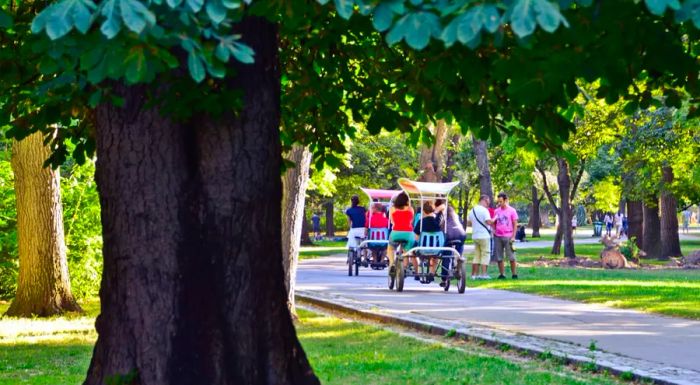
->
[296,290,700,385]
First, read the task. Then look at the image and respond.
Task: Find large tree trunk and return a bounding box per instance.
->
[84,17,318,385]
[660,166,681,259]
[530,186,542,238]
[472,136,494,206]
[324,199,334,237]
[6,131,81,317]
[281,144,312,317]
[626,200,643,249]
[554,158,575,258]
[642,200,662,259]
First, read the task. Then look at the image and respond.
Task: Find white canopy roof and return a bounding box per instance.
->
[398,178,459,200]
[360,188,401,201]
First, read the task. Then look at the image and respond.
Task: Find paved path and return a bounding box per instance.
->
[297,256,700,384]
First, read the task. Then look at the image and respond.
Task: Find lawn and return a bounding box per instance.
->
[0,301,629,385]
[468,239,700,319]
[300,240,347,260]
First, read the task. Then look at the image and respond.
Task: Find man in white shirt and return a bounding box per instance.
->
[467,195,494,280]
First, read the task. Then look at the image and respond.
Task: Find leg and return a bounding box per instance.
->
[510,260,518,276]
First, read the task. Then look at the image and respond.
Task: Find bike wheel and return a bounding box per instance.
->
[354,257,359,276]
[396,261,405,292]
[388,265,395,290]
[457,261,467,294]
[347,250,353,277]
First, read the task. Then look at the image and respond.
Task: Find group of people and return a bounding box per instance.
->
[603,212,628,237]
[344,191,521,286]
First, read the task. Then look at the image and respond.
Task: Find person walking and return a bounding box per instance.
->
[604,213,613,236]
[682,209,692,234]
[467,195,494,280]
[615,211,624,237]
[493,192,519,279]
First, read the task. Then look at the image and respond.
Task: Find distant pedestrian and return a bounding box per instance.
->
[493,192,519,279]
[604,213,613,236]
[311,213,321,241]
[571,216,577,235]
[682,209,692,234]
[467,195,494,280]
[622,214,628,238]
[615,211,624,236]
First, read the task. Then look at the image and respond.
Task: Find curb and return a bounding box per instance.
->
[297,290,700,385]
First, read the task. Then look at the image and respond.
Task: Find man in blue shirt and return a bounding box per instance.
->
[311,213,321,241]
[345,195,367,248]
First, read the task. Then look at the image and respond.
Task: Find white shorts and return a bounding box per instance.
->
[346,228,366,248]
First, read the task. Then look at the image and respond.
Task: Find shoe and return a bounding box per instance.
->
[414,273,421,281]
[427,273,435,283]
[512,274,518,279]
[480,275,492,280]
[471,275,477,280]
[439,280,447,287]
[389,265,396,278]
[498,274,506,279]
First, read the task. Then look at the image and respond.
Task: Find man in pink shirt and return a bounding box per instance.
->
[493,192,519,279]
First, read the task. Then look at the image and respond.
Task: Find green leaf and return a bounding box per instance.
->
[645,0,680,16]
[187,51,205,82]
[533,0,567,33]
[456,8,481,44]
[334,0,355,19]
[124,47,147,83]
[206,0,227,24]
[88,90,102,108]
[187,0,204,13]
[100,0,122,38]
[480,5,501,33]
[373,3,394,32]
[404,12,440,50]
[0,9,14,29]
[385,14,408,46]
[231,42,254,64]
[166,0,183,8]
[510,0,536,38]
[215,42,230,61]
[440,17,458,47]
[120,0,156,34]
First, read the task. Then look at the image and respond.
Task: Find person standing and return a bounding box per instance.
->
[311,212,321,241]
[604,213,613,236]
[345,195,367,249]
[493,192,519,279]
[682,209,692,234]
[614,211,624,237]
[467,195,494,280]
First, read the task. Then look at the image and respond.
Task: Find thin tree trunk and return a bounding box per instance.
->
[627,200,643,249]
[281,144,312,317]
[472,136,494,206]
[419,120,449,182]
[660,166,681,259]
[84,17,318,385]
[300,210,313,246]
[552,221,563,255]
[442,133,461,182]
[642,200,661,259]
[530,186,542,238]
[555,158,575,258]
[6,131,81,317]
[325,199,335,237]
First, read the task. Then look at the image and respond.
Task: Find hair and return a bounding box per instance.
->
[497,192,508,200]
[393,192,409,208]
[479,194,490,203]
[434,199,445,207]
[373,202,384,212]
[351,195,360,207]
[423,201,435,215]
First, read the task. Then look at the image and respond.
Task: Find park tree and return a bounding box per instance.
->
[6,132,81,317]
[3,0,700,384]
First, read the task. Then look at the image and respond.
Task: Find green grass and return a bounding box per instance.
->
[300,240,347,260]
[468,239,700,319]
[0,304,628,385]
[297,308,626,385]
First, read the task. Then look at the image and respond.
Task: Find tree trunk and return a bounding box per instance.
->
[418,119,449,182]
[530,186,542,238]
[300,210,313,246]
[472,136,494,206]
[642,200,661,259]
[553,158,575,258]
[660,166,681,259]
[552,220,563,255]
[324,199,334,237]
[5,131,82,317]
[84,17,318,385]
[626,200,643,249]
[281,144,312,317]
[442,133,461,182]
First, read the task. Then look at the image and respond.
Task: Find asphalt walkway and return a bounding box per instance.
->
[297,254,700,385]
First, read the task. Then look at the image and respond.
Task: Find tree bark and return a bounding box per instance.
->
[472,136,494,207]
[555,158,575,258]
[626,200,643,249]
[419,119,449,182]
[84,17,318,385]
[281,144,312,317]
[642,200,662,259]
[324,199,334,237]
[6,131,82,317]
[530,186,542,238]
[300,210,313,246]
[660,166,681,259]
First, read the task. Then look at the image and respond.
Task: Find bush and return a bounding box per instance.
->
[619,237,639,260]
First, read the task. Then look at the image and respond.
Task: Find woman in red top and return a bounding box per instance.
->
[387,192,413,276]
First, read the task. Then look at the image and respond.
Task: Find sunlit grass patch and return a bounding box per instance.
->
[300,240,347,259]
